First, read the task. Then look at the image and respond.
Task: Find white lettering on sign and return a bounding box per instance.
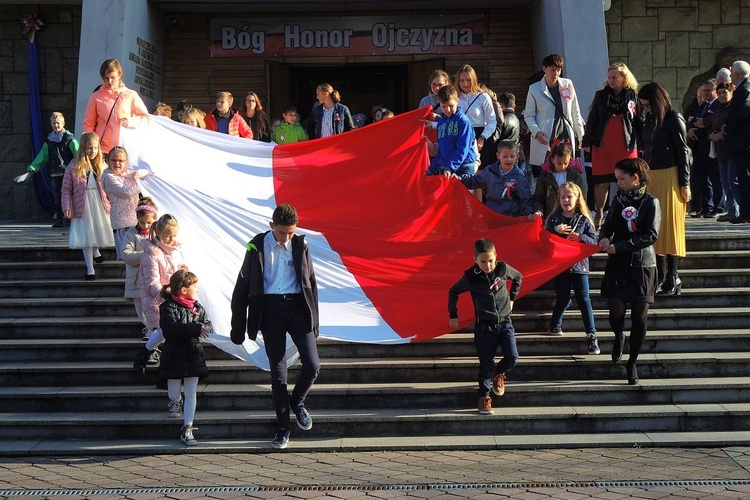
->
[284,24,353,49]
[221,26,266,54]
[371,23,473,52]
[129,36,162,100]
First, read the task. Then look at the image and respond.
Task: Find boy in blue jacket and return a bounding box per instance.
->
[426,85,478,176]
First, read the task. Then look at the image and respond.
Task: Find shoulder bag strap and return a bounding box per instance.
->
[102,92,122,139]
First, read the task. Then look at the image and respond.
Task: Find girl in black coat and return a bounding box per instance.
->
[159,269,212,446]
[599,158,661,385]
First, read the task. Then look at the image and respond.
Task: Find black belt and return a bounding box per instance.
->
[266,293,302,301]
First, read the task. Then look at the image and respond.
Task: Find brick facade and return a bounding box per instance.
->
[0,5,81,221]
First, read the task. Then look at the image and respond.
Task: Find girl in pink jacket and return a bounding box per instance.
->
[82,59,149,155]
[102,146,146,259]
[61,132,114,280]
[133,213,187,373]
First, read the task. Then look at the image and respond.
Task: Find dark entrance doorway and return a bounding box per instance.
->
[270,63,408,126]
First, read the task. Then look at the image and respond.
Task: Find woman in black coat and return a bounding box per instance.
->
[159,269,211,446]
[582,63,642,228]
[638,82,692,295]
[599,158,661,385]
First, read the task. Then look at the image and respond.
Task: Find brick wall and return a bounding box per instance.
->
[606,0,750,113]
[0,4,81,222]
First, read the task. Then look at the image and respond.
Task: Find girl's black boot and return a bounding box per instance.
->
[611,333,625,363]
[626,360,639,385]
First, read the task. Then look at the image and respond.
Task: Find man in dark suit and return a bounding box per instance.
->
[726,61,750,223]
[688,79,722,217]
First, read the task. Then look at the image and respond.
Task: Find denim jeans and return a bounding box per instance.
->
[474,317,518,396]
[550,272,596,335]
[455,162,478,177]
[718,158,740,217]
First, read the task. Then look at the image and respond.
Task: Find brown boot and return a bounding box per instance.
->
[478,395,494,414]
[491,372,506,396]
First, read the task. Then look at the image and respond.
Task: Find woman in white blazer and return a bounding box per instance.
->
[524,54,585,174]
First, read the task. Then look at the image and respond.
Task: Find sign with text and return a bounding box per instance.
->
[209,16,484,57]
[128,37,162,100]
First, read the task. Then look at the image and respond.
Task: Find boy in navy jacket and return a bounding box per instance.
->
[449,238,522,415]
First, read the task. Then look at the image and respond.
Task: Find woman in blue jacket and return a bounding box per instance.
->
[309,83,355,139]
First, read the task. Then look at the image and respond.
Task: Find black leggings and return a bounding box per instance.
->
[608,298,650,363]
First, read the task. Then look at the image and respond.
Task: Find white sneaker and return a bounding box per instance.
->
[168,396,183,418]
[147,347,161,365]
[181,425,197,446]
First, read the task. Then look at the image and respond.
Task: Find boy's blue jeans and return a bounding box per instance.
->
[474,317,518,397]
[426,162,478,177]
[550,272,596,335]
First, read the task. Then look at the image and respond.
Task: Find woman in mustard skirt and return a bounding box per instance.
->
[638,82,692,295]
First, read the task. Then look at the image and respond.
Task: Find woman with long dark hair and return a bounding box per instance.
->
[638,82,692,295]
[599,158,661,384]
[240,91,271,142]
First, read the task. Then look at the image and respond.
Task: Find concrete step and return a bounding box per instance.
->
[2,287,747,321]
[3,305,749,340]
[2,430,750,456]
[584,269,750,289]
[513,306,750,331]
[0,263,747,286]
[1,402,748,440]
[683,233,750,251]
[513,287,750,310]
[0,279,125,298]
[0,316,144,339]
[0,297,136,318]
[8,430,750,456]
[0,284,750,317]
[0,262,125,280]
[2,330,749,362]
[0,246,117,263]
[587,250,750,271]
[2,352,749,387]
[2,377,748,413]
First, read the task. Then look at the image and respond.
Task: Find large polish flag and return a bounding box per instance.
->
[120,109,599,369]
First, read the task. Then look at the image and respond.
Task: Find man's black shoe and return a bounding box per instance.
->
[271,428,290,449]
[293,404,313,431]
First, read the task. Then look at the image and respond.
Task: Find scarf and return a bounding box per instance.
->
[172,294,197,311]
[615,185,647,206]
[615,185,647,233]
[47,129,66,143]
[605,88,629,115]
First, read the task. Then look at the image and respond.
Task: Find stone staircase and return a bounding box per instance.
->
[1,222,750,454]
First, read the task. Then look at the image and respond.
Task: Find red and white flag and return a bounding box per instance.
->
[120,109,598,369]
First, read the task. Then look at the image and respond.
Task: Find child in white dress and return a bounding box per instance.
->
[61,132,114,280]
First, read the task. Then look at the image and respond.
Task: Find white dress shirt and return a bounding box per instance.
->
[263,231,301,295]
